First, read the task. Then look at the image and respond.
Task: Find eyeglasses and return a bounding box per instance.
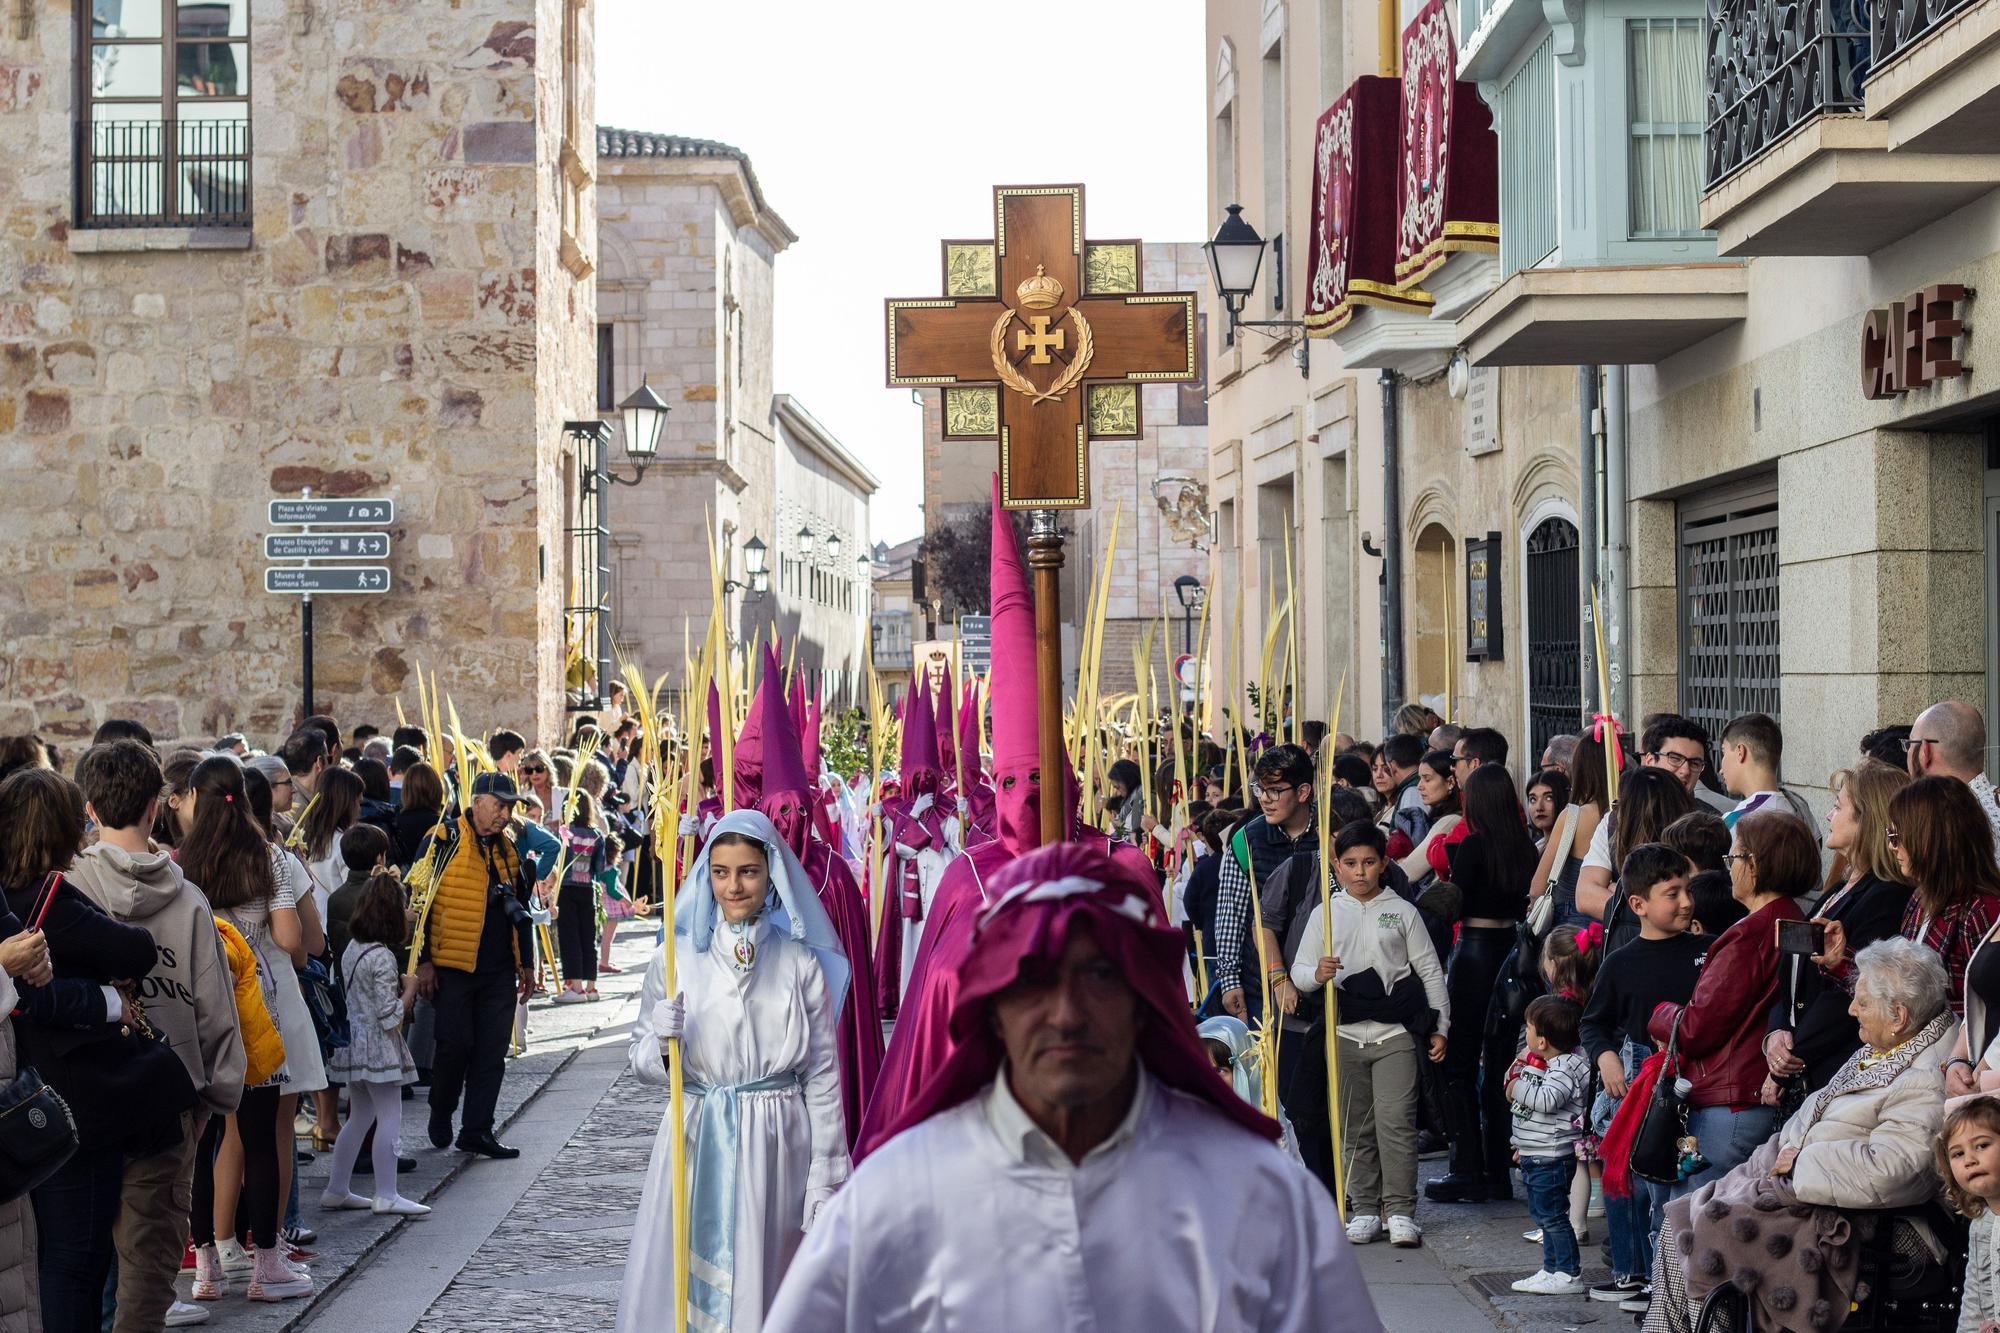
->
[521,765,547,775]
[1249,782,1298,800]
[1648,750,1709,775]
[1721,852,1754,868]
[274,780,294,789]
[1900,737,1934,752]
[1886,828,1902,845]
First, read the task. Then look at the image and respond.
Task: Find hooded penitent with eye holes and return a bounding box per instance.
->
[853,476,1160,1160]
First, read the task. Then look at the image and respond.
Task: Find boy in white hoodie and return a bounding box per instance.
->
[69,740,245,1333]
[1291,820,1449,1250]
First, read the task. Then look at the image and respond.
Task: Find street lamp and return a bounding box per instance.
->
[1204,203,1311,378]
[797,525,816,561]
[732,535,769,599]
[825,531,842,563]
[1173,574,1207,656]
[616,378,671,477]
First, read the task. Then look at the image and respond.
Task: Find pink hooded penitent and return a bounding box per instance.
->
[899,674,940,780]
[749,646,885,1149]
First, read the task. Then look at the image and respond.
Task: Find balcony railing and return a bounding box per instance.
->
[1705,0,1871,187]
[1874,0,1977,68]
[75,117,252,229]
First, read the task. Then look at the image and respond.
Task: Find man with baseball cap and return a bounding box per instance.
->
[415,770,536,1158]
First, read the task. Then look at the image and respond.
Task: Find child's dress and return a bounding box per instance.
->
[1963,1211,1999,1333]
[331,941,416,1086]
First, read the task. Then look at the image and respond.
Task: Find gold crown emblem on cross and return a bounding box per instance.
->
[1016,264,1064,311]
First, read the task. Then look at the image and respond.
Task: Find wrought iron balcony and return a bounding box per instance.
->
[1874,0,1978,68]
[1705,0,1871,187]
[75,117,251,229]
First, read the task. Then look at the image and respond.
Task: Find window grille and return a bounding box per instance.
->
[78,0,251,228]
[1525,517,1583,761]
[1679,482,1781,755]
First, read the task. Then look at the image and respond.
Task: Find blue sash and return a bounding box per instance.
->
[683,1071,802,1331]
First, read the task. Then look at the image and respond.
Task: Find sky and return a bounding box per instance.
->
[597,1,1211,545]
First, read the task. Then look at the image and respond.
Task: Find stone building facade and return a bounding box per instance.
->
[1204,0,1587,764]
[920,241,1212,696]
[0,0,599,747]
[596,130,875,703]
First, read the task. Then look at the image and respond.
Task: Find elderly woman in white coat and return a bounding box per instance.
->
[616,810,851,1333]
[1644,936,1959,1333]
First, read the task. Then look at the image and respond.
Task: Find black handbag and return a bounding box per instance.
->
[1629,1010,1693,1185]
[0,1063,78,1204]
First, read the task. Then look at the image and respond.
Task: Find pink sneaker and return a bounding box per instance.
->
[190,1245,228,1301]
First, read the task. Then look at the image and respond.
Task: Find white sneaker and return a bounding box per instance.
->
[320,1190,372,1211]
[373,1195,432,1216]
[215,1238,253,1276]
[1523,1227,1543,1243]
[1511,1270,1586,1295]
[1344,1214,1383,1245]
[552,988,589,1005]
[165,1300,210,1327]
[1387,1215,1421,1247]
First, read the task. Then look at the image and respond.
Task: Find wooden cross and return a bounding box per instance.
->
[885,184,1198,509]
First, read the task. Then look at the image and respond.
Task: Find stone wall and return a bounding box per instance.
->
[0,0,593,749]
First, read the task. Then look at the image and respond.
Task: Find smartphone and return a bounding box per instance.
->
[1776,918,1825,957]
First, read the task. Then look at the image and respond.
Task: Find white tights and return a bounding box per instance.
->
[327,1080,403,1200]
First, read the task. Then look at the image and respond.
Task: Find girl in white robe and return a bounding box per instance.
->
[617,809,851,1333]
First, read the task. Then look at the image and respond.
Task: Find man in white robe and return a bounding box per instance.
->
[766,840,1382,1333]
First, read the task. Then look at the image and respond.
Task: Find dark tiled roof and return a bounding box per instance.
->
[595,127,774,217]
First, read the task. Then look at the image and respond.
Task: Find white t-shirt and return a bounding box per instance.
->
[1583,814,1615,873]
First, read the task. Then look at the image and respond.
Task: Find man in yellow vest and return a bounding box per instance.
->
[416,771,536,1159]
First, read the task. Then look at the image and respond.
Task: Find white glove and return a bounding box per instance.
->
[802,1185,835,1232]
[653,993,686,1046]
[678,814,699,837]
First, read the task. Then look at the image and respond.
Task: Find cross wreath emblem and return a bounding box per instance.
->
[884,184,1197,509]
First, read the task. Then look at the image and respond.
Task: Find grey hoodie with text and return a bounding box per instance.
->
[66,840,246,1118]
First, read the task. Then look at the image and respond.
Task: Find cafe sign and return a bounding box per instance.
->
[1862,283,1969,401]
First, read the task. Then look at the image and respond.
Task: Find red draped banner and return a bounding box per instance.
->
[1395,0,1500,288]
[1305,75,1432,335]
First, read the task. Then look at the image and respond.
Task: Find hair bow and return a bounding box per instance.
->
[1574,922,1604,955]
[1591,712,1627,782]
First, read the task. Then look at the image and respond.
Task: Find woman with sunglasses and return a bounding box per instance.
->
[1818,775,2000,1024]
[516,749,564,832]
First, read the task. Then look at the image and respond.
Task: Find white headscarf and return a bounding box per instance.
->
[674,808,852,1018]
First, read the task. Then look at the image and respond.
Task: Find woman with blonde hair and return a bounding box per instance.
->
[1762,760,1913,1100]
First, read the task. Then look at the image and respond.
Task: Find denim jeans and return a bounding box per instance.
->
[1673,1104,1776,1200]
[32,1145,124,1333]
[1632,1175,1672,1276]
[1521,1155,1580,1276]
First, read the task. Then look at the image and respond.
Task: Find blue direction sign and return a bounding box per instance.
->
[264,532,390,560]
[267,497,395,526]
[263,567,391,595]
[957,614,992,675]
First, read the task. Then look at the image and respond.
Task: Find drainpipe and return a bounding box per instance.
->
[1578,365,1600,722]
[1379,0,1401,76]
[1381,369,1405,732]
[1604,366,1631,723]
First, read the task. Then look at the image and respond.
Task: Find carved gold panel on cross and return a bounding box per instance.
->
[886,184,1197,508]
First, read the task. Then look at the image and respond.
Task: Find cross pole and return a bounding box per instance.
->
[886,184,1197,844]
